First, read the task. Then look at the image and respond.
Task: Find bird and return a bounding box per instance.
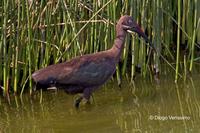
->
[32,15,150,108]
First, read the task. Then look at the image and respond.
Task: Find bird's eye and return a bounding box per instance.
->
[128,19,133,24]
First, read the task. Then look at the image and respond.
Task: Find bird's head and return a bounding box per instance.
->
[117,15,150,43]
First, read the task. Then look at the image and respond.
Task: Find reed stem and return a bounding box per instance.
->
[175,0,181,83]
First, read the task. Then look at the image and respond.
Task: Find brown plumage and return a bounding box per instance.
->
[32,15,150,107]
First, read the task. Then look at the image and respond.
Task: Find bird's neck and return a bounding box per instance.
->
[110,28,127,63]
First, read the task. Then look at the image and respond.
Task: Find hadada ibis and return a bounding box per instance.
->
[32,15,150,108]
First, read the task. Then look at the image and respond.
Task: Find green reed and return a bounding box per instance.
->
[189,0,197,72]
[175,0,181,83]
[2,0,9,95]
[0,0,200,95]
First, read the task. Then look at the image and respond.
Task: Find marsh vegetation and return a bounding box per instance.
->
[0,0,200,97]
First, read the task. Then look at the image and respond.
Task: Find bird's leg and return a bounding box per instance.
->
[82,88,92,104]
[74,88,92,108]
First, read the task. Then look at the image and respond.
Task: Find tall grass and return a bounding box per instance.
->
[0,0,200,95]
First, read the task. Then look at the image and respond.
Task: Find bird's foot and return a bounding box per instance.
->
[82,98,90,105]
[74,96,90,108]
[74,96,83,108]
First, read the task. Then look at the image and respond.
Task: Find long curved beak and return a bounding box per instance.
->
[127,24,151,44]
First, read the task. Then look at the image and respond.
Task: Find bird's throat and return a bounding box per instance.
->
[110,29,127,63]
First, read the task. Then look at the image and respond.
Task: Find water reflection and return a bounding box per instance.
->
[0,76,200,132]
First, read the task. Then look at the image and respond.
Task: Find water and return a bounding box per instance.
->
[0,75,200,133]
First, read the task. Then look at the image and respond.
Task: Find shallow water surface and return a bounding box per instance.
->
[0,75,200,132]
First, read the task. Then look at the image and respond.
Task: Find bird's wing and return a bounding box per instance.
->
[57,54,116,86]
[32,52,115,87]
[32,56,81,86]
